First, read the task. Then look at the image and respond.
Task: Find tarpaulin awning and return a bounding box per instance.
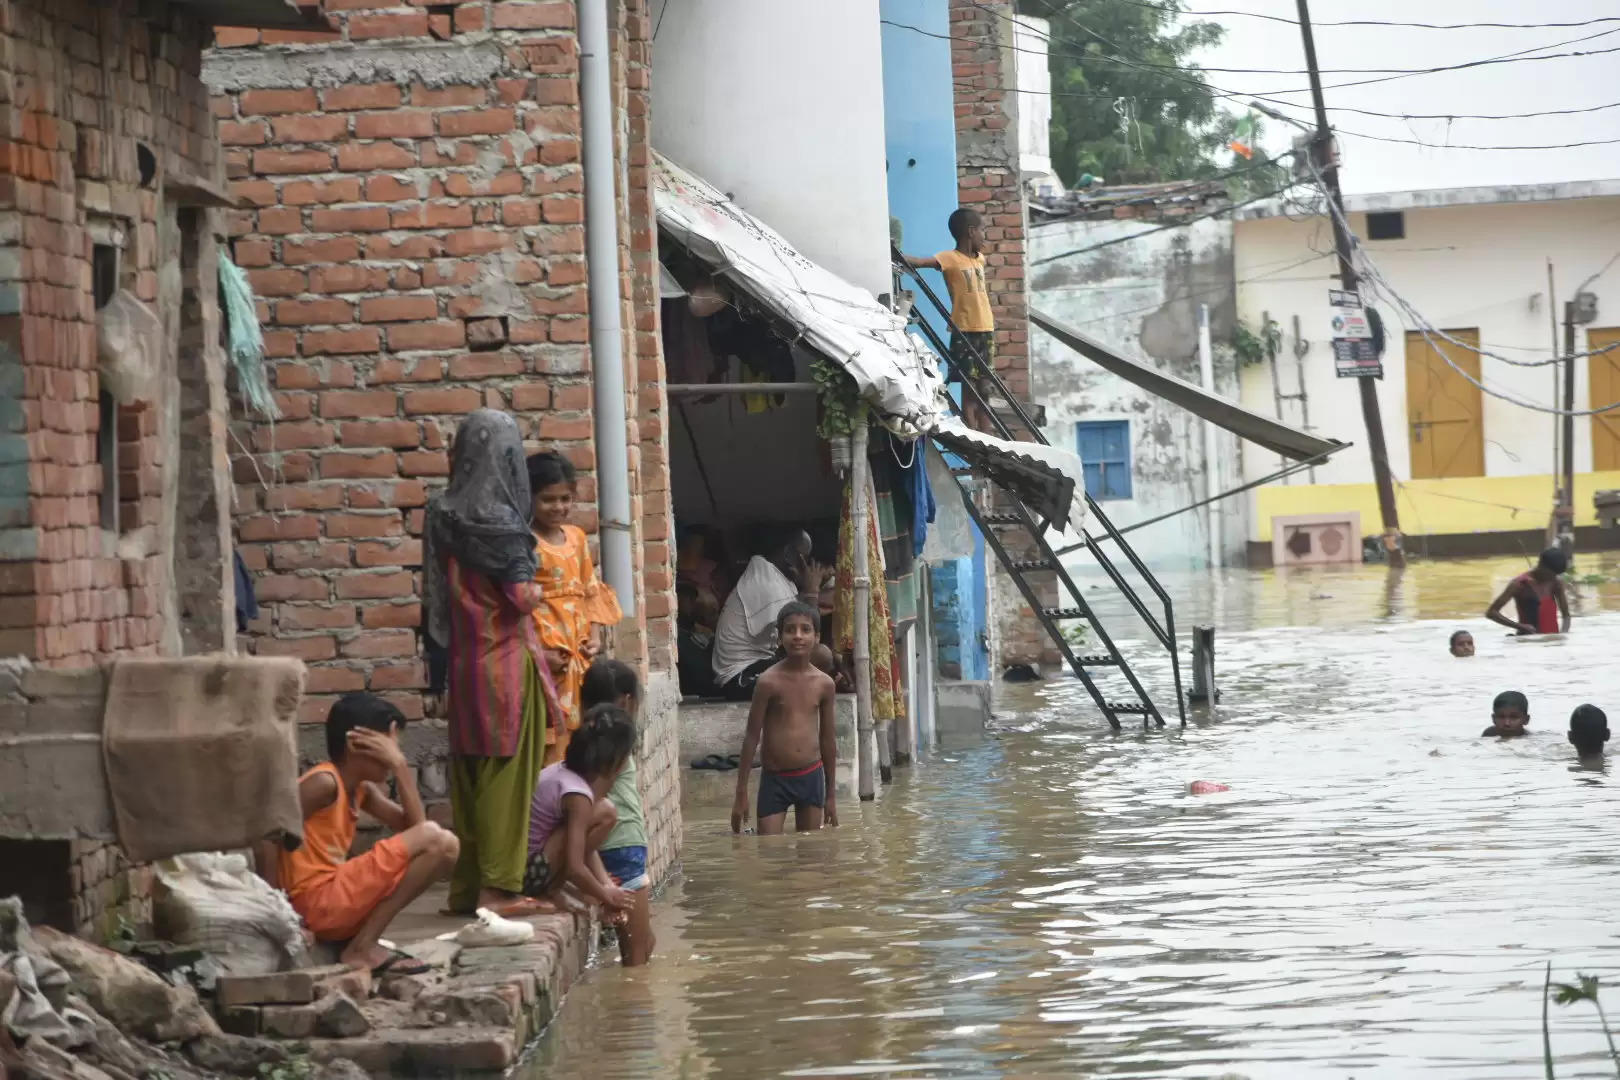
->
[653,154,946,436]
[1030,307,1350,462]
[653,151,1091,528]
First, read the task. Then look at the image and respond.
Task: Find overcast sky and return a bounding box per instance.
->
[1188,0,1620,195]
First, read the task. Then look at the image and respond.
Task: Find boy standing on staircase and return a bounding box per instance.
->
[904,208,995,431]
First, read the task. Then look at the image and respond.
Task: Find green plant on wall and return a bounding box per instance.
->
[1232,315,1281,368]
[811,356,866,441]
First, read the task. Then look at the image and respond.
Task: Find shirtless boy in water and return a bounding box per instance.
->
[731,601,839,835]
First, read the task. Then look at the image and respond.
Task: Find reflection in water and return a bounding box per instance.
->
[527,558,1620,1079]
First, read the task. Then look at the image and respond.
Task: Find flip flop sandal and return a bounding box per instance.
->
[486,895,558,918]
[371,948,431,977]
[690,753,727,770]
[721,754,740,771]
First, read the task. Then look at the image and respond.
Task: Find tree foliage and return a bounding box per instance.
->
[1016,0,1283,192]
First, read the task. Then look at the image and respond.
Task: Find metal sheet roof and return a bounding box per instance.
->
[931,418,1087,531]
[1030,307,1350,462]
[653,153,947,437]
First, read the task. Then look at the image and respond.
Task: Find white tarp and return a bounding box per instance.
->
[653,153,946,436]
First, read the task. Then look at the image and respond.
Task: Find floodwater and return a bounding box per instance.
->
[526,554,1620,1079]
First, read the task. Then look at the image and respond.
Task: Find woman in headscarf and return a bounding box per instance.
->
[423,409,564,916]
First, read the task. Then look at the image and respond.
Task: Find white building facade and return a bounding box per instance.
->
[1234,181,1620,561]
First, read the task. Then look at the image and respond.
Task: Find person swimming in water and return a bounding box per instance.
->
[1482,690,1531,738]
[1569,704,1609,759]
[1449,630,1475,657]
[1486,547,1570,636]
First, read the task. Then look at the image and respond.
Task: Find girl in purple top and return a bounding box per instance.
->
[523,703,635,921]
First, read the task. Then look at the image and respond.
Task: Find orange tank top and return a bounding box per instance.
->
[278,762,358,900]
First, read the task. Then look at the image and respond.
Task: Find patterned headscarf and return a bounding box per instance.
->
[422,409,536,648]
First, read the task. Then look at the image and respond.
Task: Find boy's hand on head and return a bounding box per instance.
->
[348,727,406,772]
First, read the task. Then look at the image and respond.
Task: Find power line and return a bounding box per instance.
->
[1031,180,1300,265]
[1082,1,1620,32]
[907,15,1620,78]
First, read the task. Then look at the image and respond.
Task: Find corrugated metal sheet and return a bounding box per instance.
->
[931,418,1088,533]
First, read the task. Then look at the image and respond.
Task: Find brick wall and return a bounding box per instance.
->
[949,0,1057,670]
[204,0,679,867]
[0,0,234,667]
[0,0,241,938]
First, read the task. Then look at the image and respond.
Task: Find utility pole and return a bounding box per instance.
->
[1560,300,1577,555]
[1295,0,1405,567]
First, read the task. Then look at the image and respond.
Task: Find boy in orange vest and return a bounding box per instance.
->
[261,694,458,974]
[904,207,995,431]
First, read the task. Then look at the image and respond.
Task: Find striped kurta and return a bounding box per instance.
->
[444,556,559,757]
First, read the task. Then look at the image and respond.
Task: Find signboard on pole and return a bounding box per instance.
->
[1328,290,1381,377]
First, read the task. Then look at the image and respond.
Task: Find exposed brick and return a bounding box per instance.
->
[274,298,355,327]
[321,453,399,479]
[320,390,397,419]
[253,149,334,175]
[411,84,487,107]
[348,11,430,38]
[402,387,480,415]
[310,206,394,233]
[338,420,419,448]
[270,114,350,143]
[283,236,363,266]
[282,177,365,206]
[336,143,419,172]
[360,295,438,323]
[303,328,383,356]
[354,110,435,140]
[388,322,466,352]
[241,88,320,115]
[355,539,421,568]
[491,1,574,29]
[335,571,414,599]
[438,109,515,136]
[322,84,404,112]
[400,450,450,476]
[280,604,357,630]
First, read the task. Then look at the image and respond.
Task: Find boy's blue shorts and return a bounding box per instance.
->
[600,845,648,891]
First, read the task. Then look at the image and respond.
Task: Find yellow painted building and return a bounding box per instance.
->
[1233,181,1620,558]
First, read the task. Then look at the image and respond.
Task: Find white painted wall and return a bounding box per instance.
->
[1013,15,1052,186]
[1028,215,1245,570]
[651,0,893,298]
[1234,193,1620,491]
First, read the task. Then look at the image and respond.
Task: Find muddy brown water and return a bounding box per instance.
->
[524,555,1620,1079]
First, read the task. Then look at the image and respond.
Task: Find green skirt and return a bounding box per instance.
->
[447,655,546,911]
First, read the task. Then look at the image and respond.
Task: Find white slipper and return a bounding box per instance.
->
[451,906,536,947]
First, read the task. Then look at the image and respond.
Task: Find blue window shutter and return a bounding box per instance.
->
[1075,420,1131,501]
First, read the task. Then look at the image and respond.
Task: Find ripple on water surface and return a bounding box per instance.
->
[528,561,1620,1079]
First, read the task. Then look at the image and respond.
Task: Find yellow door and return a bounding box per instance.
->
[1405,329,1484,479]
[1591,327,1620,471]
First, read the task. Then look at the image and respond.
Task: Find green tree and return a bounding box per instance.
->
[1016,0,1285,193]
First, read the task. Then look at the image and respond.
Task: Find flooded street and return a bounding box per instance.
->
[528,555,1620,1079]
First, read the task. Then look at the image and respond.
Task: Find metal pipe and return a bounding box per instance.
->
[851,421,876,801]
[579,0,635,616]
[1197,304,1221,569]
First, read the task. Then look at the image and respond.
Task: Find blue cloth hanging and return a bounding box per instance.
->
[233,551,258,633]
[906,439,936,557]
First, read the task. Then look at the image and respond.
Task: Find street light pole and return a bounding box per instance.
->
[1294,0,1405,567]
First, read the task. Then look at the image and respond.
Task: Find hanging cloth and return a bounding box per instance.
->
[835,478,907,729]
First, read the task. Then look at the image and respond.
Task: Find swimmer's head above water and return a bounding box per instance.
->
[1570,704,1609,757]
[1449,630,1475,657]
[1485,690,1530,737]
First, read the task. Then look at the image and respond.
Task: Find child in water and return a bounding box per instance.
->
[1569,704,1609,759]
[1482,690,1531,738]
[1486,547,1570,636]
[731,601,839,835]
[580,658,656,966]
[1449,630,1474,657]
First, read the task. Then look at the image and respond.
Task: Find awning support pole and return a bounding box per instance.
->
[852,420,876,802]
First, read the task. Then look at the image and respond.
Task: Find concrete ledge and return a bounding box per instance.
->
[936,680,990,748]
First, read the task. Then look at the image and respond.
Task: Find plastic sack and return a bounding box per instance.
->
[152,853,309,977]
[96,289,163,403]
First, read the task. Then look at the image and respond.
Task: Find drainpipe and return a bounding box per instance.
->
[579,0,635,615]
[1198,304,1222,570]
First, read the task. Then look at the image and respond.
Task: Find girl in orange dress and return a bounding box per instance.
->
[527,451,624,764]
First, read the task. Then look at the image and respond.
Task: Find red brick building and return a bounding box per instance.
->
[203,0,682,876]
[0,0,325,934]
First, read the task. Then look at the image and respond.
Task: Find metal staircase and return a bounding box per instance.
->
[894,247,1186,730]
